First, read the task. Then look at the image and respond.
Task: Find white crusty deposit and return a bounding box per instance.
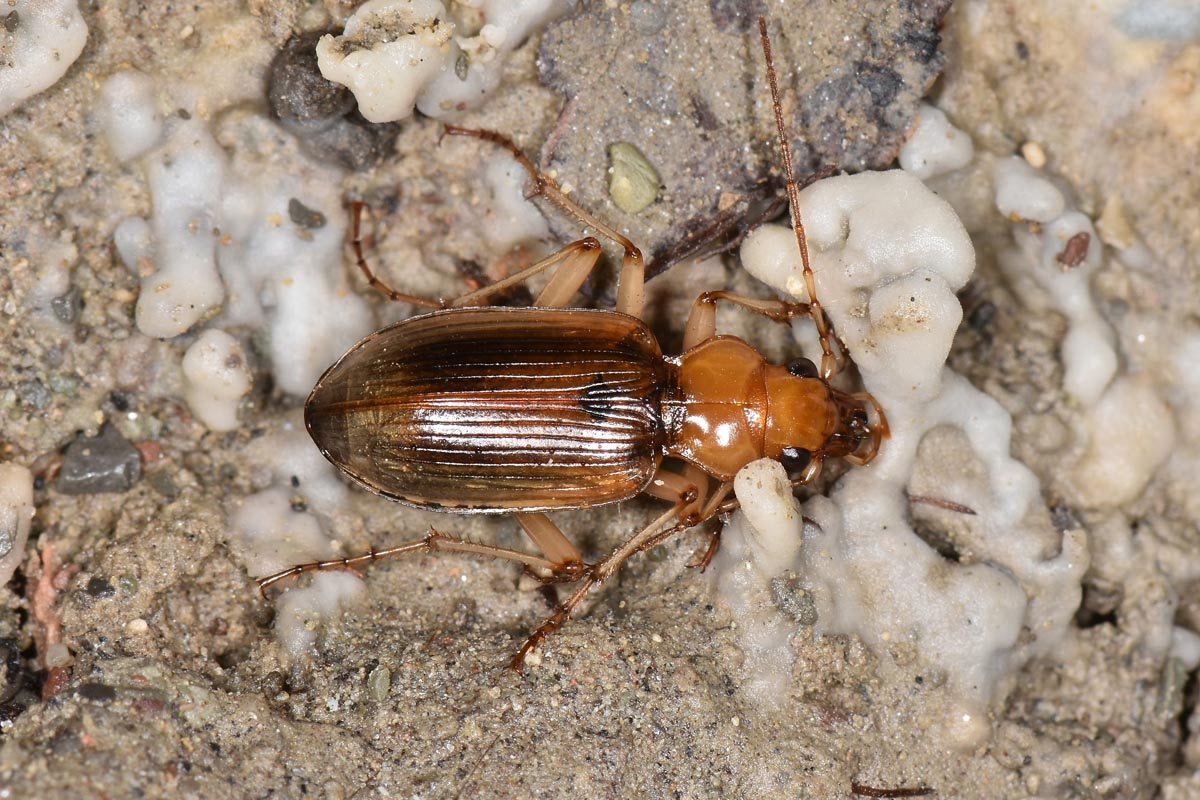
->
[724,171,1088,747]
[0,0,88,117]
[316,0,574,123]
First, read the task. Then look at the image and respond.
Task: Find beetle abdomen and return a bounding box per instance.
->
[306,307,666,512]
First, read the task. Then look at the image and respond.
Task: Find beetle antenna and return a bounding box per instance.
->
[757,16,838,380]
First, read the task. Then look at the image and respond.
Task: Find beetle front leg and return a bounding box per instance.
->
[682,290,814,351]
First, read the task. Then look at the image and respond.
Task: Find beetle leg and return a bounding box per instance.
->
[255,528,563,596]
[643,464,707,522]
[790,455,824,486]
[682,290,814,351]
[348,201,445,309]
[442,125,647,319]
[685,479,737,572]
[510,478,737,669]
[513,513,587,581]
[689,521,725,573]
[638,478,735,561]
[446,237,598,308]
[758,18,840,381]
[530,241,603,308]
[509,503,682,669]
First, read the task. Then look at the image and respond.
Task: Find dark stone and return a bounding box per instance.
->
[287,198,327,229]
[55,424,142,495]
[537,0,954,277]
[76,682,118,702]
[16,379,50,411]
[50,288,83,324]
[267,31,400,170]
[856,63,904,108]
[86,577,116,598]
[268,31,355,123]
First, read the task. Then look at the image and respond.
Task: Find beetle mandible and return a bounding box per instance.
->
[258,18,888,669]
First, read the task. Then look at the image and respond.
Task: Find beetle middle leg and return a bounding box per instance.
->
[353,199,607,311]
[512,512,587,583]
[443,125,646,318]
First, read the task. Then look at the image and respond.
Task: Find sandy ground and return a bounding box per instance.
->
[1,1,1198,798]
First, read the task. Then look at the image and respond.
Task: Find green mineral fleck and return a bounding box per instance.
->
[608,142,661,214]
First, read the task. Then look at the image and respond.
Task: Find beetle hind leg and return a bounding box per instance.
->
[510,477,737,669]
[255,527,566,596]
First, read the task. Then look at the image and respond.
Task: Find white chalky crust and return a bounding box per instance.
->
[722,171,1087,747]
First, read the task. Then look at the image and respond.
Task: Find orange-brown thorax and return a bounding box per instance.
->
[663,336,839,480]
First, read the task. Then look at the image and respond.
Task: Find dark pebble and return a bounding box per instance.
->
[260,670,285,697]
[55,424,142,495]
[267,31,400,170]
[50,287,83,324]
[146,469,180,501]
[3,11,17,33]
[86,577,116,598]
[17,379,51,411]
[77,682,117,702]
[108,390,133,412]
[288,198,327,229]
[0,639,24,705]
[268,31,355,122]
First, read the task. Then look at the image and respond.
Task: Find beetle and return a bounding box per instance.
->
[258,19,887,668]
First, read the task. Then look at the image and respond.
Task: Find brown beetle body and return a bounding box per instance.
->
[262,18,887,670]
[307,307,874,513]
[306,307,666,512]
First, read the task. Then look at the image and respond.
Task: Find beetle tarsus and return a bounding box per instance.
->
[688,522,724,572]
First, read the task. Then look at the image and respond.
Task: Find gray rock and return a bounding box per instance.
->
[55,424,142,495]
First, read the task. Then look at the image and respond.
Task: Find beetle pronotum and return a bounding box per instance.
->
[258,18,888,668]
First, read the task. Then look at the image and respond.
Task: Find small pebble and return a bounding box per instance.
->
[44,643,72,668]
[1021,141,1047,169]
[55,423,142,495]
[50,288,83,323]
[630,1,666,35]
[86,577,115,598]
[16,380,50,411]
[608,142,661,214]
[288,198,327,229]
[367,665,390,702]
[127,618,149,635]
[48,374,81,395]
[77,682,118,702]
[267,31,398,170]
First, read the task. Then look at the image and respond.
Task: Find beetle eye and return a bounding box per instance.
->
[779,446,812,474]
[786,357,818,378]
